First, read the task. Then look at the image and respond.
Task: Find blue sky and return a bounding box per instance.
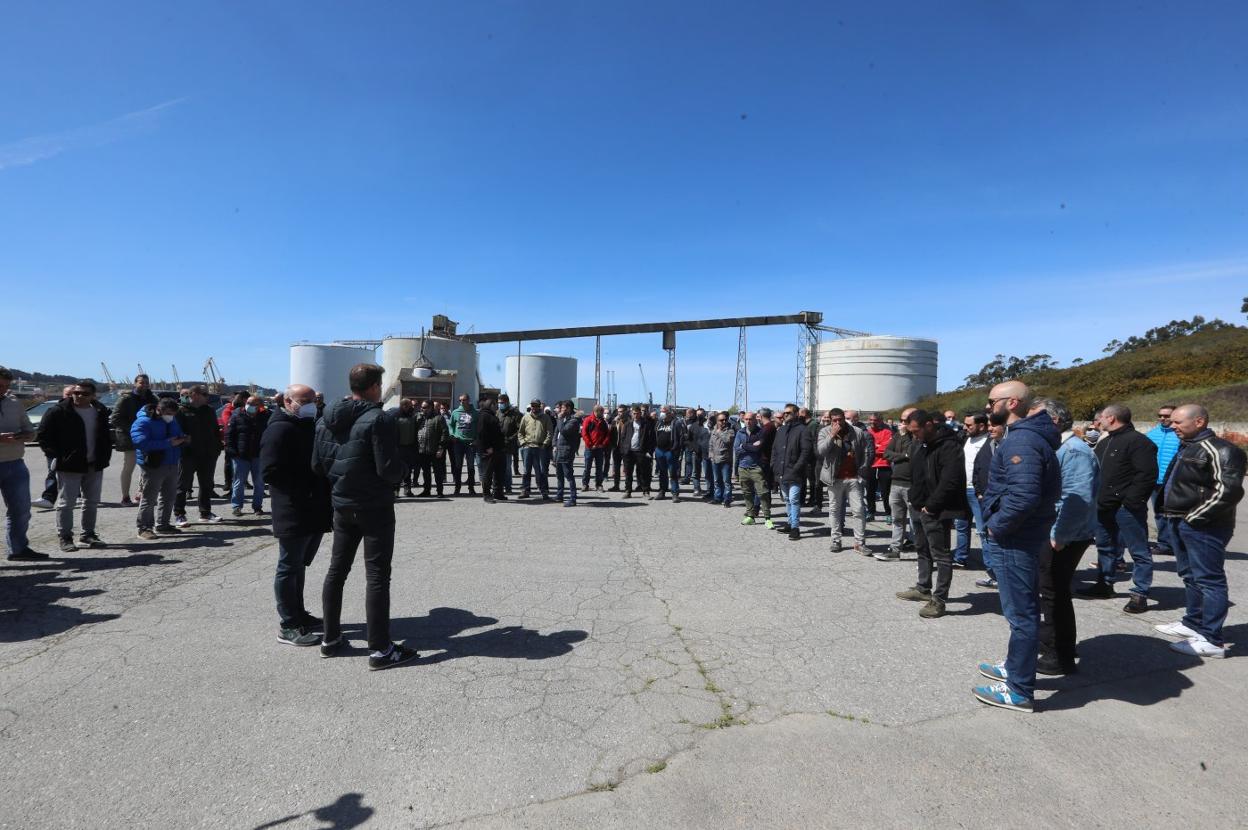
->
[2,2,1245,405]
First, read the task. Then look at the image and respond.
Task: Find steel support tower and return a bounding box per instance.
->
[733,326,748,412]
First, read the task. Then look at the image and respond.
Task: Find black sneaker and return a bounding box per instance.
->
[1123,594,1148,614]
[154,525,182,534]
[58,537,78,553]
[319,636,344,658]
[231,507,244,517]
[1076,581,1115,599]
[300,613,323,629]
[7,548,49,561]
[788,528,801,541]
[78,533,105,549]
[136,528,159,541]
[278,626,321,647]
[253,507,266,515]
[368,643,419,671]
[1036,655,1078,676]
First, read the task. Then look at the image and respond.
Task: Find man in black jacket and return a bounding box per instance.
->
[619,406,655,498]
[772,404,813,541]
[174,385,224,526]
[497,394,523,494]
[108,374,157,505]
[1153,404,1246,659]
[313,363,415,670]
[877,407,920,560]
[1080,404,1159,612]
[475,397,506,503]
[226,396,270,517]
[37,380,113,552]
[260,384,332,647]
[896,409,967,618]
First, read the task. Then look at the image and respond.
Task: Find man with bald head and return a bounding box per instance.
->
[260,385,332,646]
[1153,405,1246,659]
[1079,403,1158,613]
[973,380,1061,712]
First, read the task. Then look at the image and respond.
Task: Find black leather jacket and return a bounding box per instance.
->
[1160,430,1246,529]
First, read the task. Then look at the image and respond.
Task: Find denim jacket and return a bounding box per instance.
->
[1052,431,1100,545]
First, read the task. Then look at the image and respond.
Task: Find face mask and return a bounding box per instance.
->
[659,412,668,421]
[499,402,508,410]
[161,414,175,423]
[180,396,190,405]
[245,405,258,415]
[298,403,317,419]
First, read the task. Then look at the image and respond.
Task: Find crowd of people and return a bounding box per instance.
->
[1,364,1244,703]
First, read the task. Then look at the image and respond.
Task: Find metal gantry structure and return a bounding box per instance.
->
[733,326,749,412]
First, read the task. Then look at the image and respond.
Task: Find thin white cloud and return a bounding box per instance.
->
[0,97,185,172]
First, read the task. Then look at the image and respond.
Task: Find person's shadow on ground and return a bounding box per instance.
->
[1037,632,1203,711]
[252,792,372,829]
[340,607,588,665]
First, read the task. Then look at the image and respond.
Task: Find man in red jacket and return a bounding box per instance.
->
[580,404,612,492]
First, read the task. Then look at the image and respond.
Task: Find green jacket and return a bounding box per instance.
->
[449,405,478,442]
[518,412,550,448]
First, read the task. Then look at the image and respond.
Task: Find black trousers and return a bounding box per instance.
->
[1038,538,1091,665]
[176,453,218,517]
[413,451,443,493]
[321,506,395,653]
[612,446,624,487]
[399,447,419,489]
[864,466,891,516]
[624,451,652,493]
[480,450,504,498]
[916,513,953,602]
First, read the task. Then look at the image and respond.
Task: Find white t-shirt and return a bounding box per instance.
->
[963,433,987,485]
[76,405,99,463]
[630,421,642,451]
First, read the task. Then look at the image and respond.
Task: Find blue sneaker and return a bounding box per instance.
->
[972,682,1033,712]
[978,661,1008,682]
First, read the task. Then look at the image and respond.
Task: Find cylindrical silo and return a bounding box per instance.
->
[809,336,937,412]
[289,343,377,403]
[381,334,478,403]
[505,354,578,407]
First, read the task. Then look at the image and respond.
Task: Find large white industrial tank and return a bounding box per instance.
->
[381,334,478,402]
[809,336,937,412]
[289,343,376,403]
[505,354,577,406]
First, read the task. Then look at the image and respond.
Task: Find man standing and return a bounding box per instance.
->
[864,413,893,522]
[1031,398,1098,676]
[771,404,812,542]
[0,368,42,560]
[735,410,773,528]
[37,380,113,552]
[652,405,686,502]
[1079,404,1158,613]
[31,385,73,510]
[971,420,1006,589]
[580,404,612,493]
[108,373,157,505]
[261,385,331,647]
[620,406,655,499]
[449,393,479,496]
[877,407,919,561]
[1153,405,1245,659]
[552,401,582,507]
[973,381,1061,713]
[497,394,522,495]
[314,363,415,669]
[895,410,966,618]
[518,399,552,500]
[1147,405,1181,555]
[226,396,270,517]
[818,408,872,555]
[392,398,420,498]
[954,413,990,568]
[174,385,224,526]
[707,412,735,507]
[132,398,190,540]
[475,397,506,504]
[414,400,449,497]
[681,408,706,494]
[609,404,629,491]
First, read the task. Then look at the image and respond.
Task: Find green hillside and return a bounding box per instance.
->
[906,326,1248,421]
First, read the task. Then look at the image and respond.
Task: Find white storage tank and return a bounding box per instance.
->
[809,336,937,412]
[381,334,478,403]
[505,354,577,407]
[289,343,377,403]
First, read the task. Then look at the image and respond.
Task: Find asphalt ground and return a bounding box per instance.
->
[2,454,1246,829]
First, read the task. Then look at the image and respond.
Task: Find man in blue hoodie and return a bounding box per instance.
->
[973,380,1061,713]
[1147,404,1181,554]
[131,398,189,540]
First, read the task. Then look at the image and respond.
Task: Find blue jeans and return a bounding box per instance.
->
[451,440,476,489]
[275,533,322,627]
[654,448,679,495]
[712,462,733,504]
[1168,521,1234,646]
[954,487,984,565]
[1095,505,1152,596]
[682,448,703,484]
[783,483,802,529]
[1153,486,1173,552]
[703,455,715,490]
[980,533,1000,580]
[995,534,1044,701]
[521,447,549,496]
[582,447,608,488]
[230,457,265,510]
[0,459,31,556]
[555,460,577,504]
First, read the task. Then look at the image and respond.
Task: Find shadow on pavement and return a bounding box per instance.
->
[253,792,373,829]
[0,568,120,642]
[1038,633,1198,711]
[341,607,589,664]
[948,591,1000,616]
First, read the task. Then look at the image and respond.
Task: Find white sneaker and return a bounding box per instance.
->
[1169,638,1226,659]
[31,498,54,509]
[173,515,191,528]
[1155,621,1203,641]
[200,513,223,524]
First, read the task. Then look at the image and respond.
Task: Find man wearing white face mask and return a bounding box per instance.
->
[227,395,271,516]
[132,397,189,540]
[260,384,332,646]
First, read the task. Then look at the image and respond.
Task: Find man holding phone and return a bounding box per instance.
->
[0,367,44,561]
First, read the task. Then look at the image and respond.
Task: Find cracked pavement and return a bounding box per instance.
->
[3,456,1247,828]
